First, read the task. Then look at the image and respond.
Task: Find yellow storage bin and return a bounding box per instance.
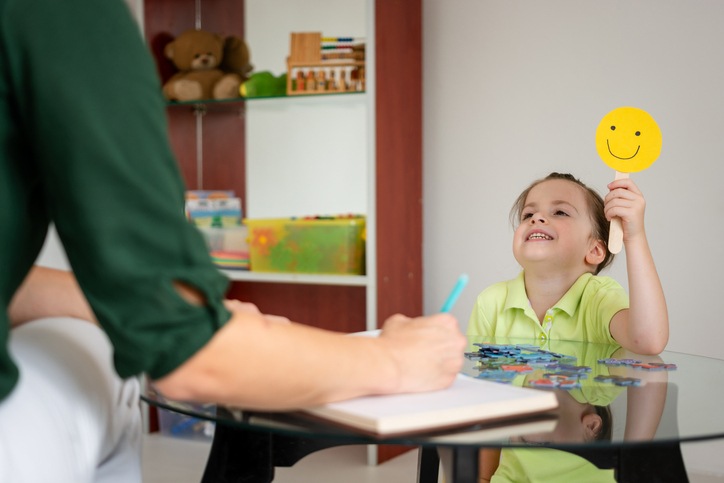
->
[246,215,365,275]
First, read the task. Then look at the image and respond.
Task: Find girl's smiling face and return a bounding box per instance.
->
[513,179,603,274]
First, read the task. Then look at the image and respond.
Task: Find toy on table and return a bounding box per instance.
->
[468,343,678,389]
[467,344,583,388]
[162,29,252,102]
[595,106,662,254]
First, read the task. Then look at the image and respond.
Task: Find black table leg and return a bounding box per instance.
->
[450,446,480,483]
[200,417,359,482]
[433,446,479,483]
[615,443,688,483]
[417,446,440,483]
[201,423,274,483]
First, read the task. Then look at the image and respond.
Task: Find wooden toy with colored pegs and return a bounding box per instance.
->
[286,32,365,95]
[595,107,662,254]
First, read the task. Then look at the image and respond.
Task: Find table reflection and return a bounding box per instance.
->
[143,336,722,483]
[464,337,675,482]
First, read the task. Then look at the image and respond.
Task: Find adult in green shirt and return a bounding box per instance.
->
[0,0,466,480]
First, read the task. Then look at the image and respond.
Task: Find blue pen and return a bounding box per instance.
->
[440,274,469,313]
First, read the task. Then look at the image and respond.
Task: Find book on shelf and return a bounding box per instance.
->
[299,373,559,437]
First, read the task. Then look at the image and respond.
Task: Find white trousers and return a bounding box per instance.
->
[0,317,142,483]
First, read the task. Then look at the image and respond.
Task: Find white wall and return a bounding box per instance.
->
[423,0,724,355]
[244,0,368,218]
[423,0,724,475]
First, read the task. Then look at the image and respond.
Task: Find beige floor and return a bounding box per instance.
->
[142,433,425,483]
[142,433,724,483]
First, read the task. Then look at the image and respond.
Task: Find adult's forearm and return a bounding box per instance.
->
[154,311,464,410]
[154,316,396,409]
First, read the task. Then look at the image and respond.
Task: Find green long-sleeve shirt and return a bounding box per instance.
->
[0,0,231,401]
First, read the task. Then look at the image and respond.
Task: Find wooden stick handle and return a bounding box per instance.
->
[608,171,629,254]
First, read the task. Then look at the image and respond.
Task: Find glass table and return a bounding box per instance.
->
[142,336,724,482]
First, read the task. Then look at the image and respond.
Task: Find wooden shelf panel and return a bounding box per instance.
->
[220,270,367,286]
[226,282,366,333]
[288,61,365,68]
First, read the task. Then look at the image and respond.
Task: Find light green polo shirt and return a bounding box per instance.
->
[467,272,628,344]
[492,448,616,483]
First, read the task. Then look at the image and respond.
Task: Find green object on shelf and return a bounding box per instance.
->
[240,71,287,98]
[246,216,366,275]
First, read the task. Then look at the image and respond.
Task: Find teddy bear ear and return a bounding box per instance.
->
[164,42,175,60]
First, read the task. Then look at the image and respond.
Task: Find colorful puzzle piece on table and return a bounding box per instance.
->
[543,374,569,381]
[557,379,583,389]
[551,370,589,380]
[500,364,534,373]
[472,343,575,364]
[597,358,677,371]
[631,362,678,371]
[471,343,588,391]
[528,379,558,388]
[555,364,592,374]
[476,370,517,383]
[594,375,643,387]
[473,344,675,391]
[528,376,582,389]
[598,358,642,366]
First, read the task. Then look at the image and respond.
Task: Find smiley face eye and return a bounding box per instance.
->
[610,126,616,131]
[635,131,641,136]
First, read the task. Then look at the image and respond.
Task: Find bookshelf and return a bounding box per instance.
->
[142,0,421,463]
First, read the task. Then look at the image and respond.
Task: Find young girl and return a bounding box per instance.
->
[470,172,669,482]
[467,172,668,355]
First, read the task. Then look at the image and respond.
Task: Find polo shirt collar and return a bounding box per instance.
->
[503,272,529,312]
[504,271,594,317]
[555,272,593,316]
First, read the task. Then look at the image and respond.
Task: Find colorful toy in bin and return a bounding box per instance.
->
[185,190,241,228]
[246,215,365,275]
[210,249,250,270]
[198,225,249,270]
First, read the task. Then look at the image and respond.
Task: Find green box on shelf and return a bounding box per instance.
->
[245,215,365,275]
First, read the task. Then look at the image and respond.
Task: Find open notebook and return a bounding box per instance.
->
[299,373,558,437]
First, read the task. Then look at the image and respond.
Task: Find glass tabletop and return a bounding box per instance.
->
[142,336,724,450]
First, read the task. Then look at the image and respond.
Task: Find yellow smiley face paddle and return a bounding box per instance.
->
[595,106,662,254]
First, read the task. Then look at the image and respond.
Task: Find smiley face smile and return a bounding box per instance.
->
[606,139,640,160]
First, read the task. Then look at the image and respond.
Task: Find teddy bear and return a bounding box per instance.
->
[162,29,253,102]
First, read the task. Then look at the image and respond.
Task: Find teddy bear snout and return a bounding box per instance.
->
[192,53,217,70]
